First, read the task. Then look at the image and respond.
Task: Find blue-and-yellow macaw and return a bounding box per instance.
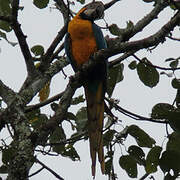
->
[64,1,107,177]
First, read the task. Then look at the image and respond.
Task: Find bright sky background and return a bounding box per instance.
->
[0,0,179,179]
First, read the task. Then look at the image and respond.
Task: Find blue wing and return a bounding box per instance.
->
[92,23,107,50]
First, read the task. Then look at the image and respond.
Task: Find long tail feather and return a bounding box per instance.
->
[85,83,105,177]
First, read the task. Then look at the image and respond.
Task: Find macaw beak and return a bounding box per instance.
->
[80,1,105,21]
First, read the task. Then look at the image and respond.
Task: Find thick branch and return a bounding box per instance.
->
[11,0,19,19]
[26,91,64,112]
[40,24,68,71]
[108,1,169,41]
[106,11,180,58]
[124,1,169,41]
[12,21,36,77]
[0,79,16,106]
[104,0,121,10]
[54,0,70,24]
[19,58,68,105]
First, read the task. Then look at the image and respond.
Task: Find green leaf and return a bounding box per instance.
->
[170,60,179,69]
[71,95,85,105]
[0,30,17,46]
[165,58,175,62]
[166,132,180,153]
[160,150,180,173]
[75,107,87,132]
[0,165,7,174]
[31,45,44,56]
[128,145,145,165]
[171,78,180,89]
[168,108,180,131]
[31,114,48,129]
[119,155,137,178]
[61,144,80,161]
[164,173,176,180]
[145,146,162,174]
[2,147,15,165]
[151,103,180,131]
[66,112,77,121]
[0,0,11,16]
[126,21,134,30]
[27,109,48,129]
[76,0,85,4]
[176,89,180,108]
[137,58,159,88]
[128,61,137,70]
[49,126,66,153]
[109,24,123,36]
[151,103,175,119]
[33,0,49,9]
[105,158,113,175]
[51,102,59,112]
[103,130,116,147]
[0,21,11,32]
[107,63,124,97]
[127,125,156,148]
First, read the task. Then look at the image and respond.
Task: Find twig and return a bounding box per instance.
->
[104,0,122,10]
[106,11,180,59]
[133,54,180,71]
[6,124,14,138]
[108,1,168,42]
[105,98,168,124]
[0,79,16,106]
[11,0,36,77]
[36,159,64,180]
[51,43,65,61]
[109,50,137,68]
[139,173,149,180]
[40,24,68,70]
[167,35,180,41]
[25,91,64,112]
[35,149,59,156]
[28,167,44,178]
[45,131,86,147]
[54,0,70,23]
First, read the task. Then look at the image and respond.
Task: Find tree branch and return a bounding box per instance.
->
[40,24,68,71]
[54,0,70,24]
[11,0,36,77]
[36,159,64,180]
[28,167,44,178]
[19,58,68,105]
[133,54,180,71]
[108,1,169,41]
[106,11,180,59]
[109,50,137,68]
[104,0,122,10]
[0,79,16,106]
[105,98,168,124]
[26,91,64,112]
[167,35,180,41]
[11,0,19,19]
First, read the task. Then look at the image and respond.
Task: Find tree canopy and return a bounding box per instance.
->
[0,0,180,179]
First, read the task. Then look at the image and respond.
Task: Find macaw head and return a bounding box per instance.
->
[79,1,105,21]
